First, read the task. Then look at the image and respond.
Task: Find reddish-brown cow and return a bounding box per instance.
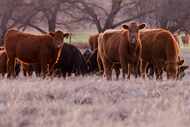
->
[140,28,181,79]
[98,22,146,80]
[4,30,69,77]
[89,33,99,51]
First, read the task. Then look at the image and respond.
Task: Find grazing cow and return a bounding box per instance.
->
[145,57,188,79]
[0,50,7,76]
[53,43,87,77]
[4,30,69,77]
[140,28,181,79]
[98,22,146,80]
[89,33,99,51]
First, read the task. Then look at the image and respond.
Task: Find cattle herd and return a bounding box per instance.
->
[0,22,189,80]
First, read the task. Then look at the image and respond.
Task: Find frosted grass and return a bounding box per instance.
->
[0,75,190,127]
[0,50,189,127]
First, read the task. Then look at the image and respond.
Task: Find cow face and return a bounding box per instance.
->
[49,31,70,47]
[122,22,146,47]
[177,65,189,79]
[177,58,189,79]
[166,63,178,79]
[83,48,92,61]
[166,58,188,79]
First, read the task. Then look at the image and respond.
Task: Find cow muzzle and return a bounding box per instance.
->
[57,43,64,48]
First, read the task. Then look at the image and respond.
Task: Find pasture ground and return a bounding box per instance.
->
[0,49,190,127]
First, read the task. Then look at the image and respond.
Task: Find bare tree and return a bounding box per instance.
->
[0,0,189,46]
[0,0,20,44]
[140,0,190,33]
[67,0,155,32]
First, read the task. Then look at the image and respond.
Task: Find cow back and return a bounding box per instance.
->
[4,30,57,64]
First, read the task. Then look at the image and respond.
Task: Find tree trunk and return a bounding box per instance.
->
[0,9,13,45]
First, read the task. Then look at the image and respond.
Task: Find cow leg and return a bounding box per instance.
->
[7,57,15,78]
[134,62,140,78]
[121,65,127,80]
[120,59,127,80]
[105,64,112,80]
[62,71,66,78]
[102,58,112,80]
[97,53,103,75]
[40,63,48,78]
[48,63,55,77]
[41,65,46,78]
[137,60,141,77]
[155,66,163,80]
[23,69,27,76]
[114,64,120,80]
[35,64,41,77]
[141,60,148,79]
[127,64,131,79]
[147,64,154,79]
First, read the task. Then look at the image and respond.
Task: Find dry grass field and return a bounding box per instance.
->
[0,49,190,127]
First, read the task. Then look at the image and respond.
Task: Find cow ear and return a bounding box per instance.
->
[179,65,189,72]
[138,23,146,30]
[178,59,184,65]
[63,33,70,39]
[122,24,129,30]
[49,32,55,37]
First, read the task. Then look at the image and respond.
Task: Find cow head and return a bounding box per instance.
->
[83,48,92,61]
[122,22,146,47]
[166,60,179,79]
[177,58,189,79]
[166,58,189,79]
[178,65,189,79]
[49,31,70,48]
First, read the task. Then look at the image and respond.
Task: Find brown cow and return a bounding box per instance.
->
[88,34,106,75]
[4,30,69,77]
[98,22,146,80]
[140,28,180,79]
[89,33,99,51]
[0,50,7,76]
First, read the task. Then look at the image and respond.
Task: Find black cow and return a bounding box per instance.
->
[54,43,87,77]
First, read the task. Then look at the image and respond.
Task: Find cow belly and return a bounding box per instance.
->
[105,49,120,63]
[16,46,40,63]
[17,54,39,63]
